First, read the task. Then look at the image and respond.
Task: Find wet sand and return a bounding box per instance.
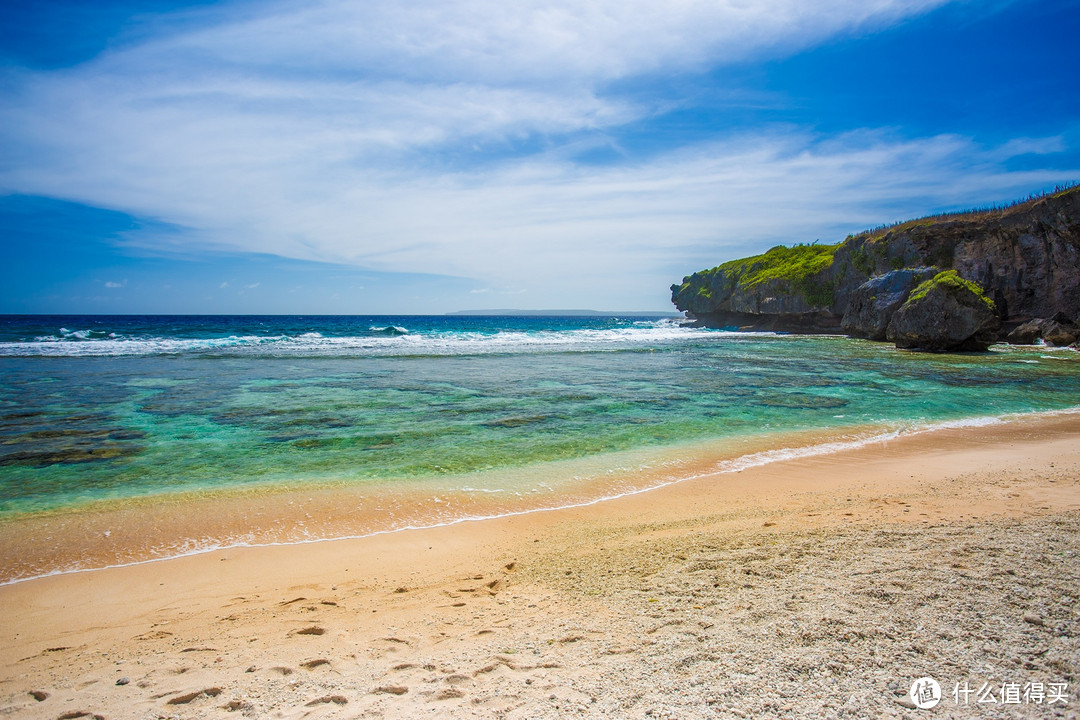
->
[1,414,1078,719]
[0,422,972,585]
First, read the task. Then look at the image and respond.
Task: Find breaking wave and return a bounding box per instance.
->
[0,319,717,358]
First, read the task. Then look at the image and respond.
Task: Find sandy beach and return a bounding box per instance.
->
[1,414,1078,719]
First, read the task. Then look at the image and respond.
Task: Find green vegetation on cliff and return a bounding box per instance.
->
[676,242,839,312]
[719,242,839,286]
[904,270,996,312]
[673,183,1079,324]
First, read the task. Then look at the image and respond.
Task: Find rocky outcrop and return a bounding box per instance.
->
[828,187,1080,323]
[1006,319,1043,345]
[885,271,1000,352]
[672,186,1080,350]
[841,267,939,341]
[1007,312,1080,346]
[670,243,840,331]
[1042,315,1080,346]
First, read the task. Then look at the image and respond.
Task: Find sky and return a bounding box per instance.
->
[1,0,1078,314]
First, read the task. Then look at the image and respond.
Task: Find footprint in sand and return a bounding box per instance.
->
[305,695,348,706]
[443,673,472,686]
[165,687,222,705]
[278,596,306,605]
[221,699,253,712]
[134,631,172,641]
[379,637,410,645]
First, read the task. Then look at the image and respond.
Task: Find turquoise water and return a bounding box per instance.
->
[2,315,1079,521]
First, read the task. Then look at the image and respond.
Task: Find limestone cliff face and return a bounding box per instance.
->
[672,186,1080,338]
[830,187,1080,321]
[670,243,842,331]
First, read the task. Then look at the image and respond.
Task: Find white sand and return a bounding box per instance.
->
[1,414,1079,719]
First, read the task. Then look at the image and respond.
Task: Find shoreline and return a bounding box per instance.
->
[2,407,1079,586]
[1,413,1078,718]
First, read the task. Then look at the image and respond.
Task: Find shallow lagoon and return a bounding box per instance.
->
[1,314,1078,581]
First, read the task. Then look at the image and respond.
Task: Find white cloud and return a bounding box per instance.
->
[2,0,956,191]
[990,136,1067,160]
[158,0,951,85]
[2,0,1073,310]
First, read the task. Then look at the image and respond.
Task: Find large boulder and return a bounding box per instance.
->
[1006,319,1043,345]
[1042,312,1080,346]
[1005,311,1080,346]
[841,267,940,340]
[886,271,1000,352]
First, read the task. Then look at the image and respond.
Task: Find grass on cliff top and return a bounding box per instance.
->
[680,242,839,308]
[849,182,1078,243]
[715,242,840,286]
[905,270,996,312]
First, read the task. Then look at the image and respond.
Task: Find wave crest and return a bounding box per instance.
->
[369,325,409,336]
[1,322,707,358]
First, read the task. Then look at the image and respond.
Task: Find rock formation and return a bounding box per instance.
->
[672,185,1080,351]
[841,267,939,341]
[1006,312,1080,346]
[884,271,1000,352]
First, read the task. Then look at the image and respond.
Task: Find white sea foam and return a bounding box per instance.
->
[0,321,724,358]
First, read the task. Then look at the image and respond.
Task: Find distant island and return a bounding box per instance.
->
[672,184,1080,352]
[448,309,681,317]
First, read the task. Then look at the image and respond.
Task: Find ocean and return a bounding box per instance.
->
[1,314,1078,584]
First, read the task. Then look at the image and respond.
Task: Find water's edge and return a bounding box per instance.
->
[3,406,1077,588]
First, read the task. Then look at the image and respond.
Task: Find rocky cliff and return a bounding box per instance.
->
[672,185,1080,349]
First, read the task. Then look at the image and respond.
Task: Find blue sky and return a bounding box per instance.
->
[2,0,1078,314]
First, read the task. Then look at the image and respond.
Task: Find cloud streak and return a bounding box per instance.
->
[2,0,1075,310]
[148,0,956,85]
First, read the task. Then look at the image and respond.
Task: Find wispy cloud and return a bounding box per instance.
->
[135,0,955,86]
[1,0,1074,310]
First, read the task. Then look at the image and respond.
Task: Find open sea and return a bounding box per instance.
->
[1,314,1079,584]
